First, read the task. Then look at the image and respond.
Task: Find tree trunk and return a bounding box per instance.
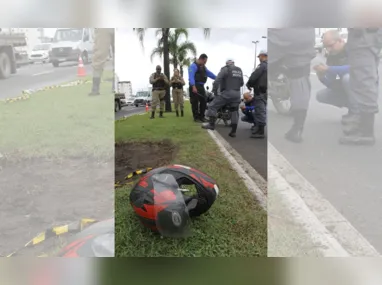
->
[163,28,172,112]
[180,66,184,77]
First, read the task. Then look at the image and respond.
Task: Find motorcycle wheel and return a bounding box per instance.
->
[271,98,292,116]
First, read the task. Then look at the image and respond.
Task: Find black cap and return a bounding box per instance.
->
[199,54,208,59]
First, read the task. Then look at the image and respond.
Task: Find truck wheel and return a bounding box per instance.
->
[0,52,12,79]
[52,61,59,67]
[115,100,121,112]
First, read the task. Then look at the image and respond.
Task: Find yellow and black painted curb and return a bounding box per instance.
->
[4,218,97,257]
[0,79,108,105]
[115,167,153,188]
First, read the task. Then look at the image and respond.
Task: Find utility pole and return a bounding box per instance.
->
[252,36,267,69]
[252,40,259,69]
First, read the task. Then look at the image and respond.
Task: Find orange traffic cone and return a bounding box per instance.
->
[77,56,86,77]
[145,103,149,112]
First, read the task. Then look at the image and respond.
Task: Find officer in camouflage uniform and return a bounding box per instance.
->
[202,58,244,137]
[89,28,115,96]
[170,69,185,117]
[339,28,382,145]
[149,65,169,119]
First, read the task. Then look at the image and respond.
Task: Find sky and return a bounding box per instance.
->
[115,28,267,94]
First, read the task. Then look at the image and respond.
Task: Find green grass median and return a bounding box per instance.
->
[115,102,267,257]
[0,73,114,160]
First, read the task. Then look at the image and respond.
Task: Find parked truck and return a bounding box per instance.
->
[0,28,27,79]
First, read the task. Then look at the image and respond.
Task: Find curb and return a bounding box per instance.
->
[268,142,380,257]
[0,79,108,105]
[4,218,98,257]
[207,130,267,210]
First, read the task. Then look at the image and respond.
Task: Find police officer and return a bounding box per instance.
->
[89,28,115,96]
[339,28,382,145]
[268,28,316,143]
[149,65,169,119]
[202,58,244,138]
[188,54,216,122]
[170,69,185,117]
[246,50,268,139]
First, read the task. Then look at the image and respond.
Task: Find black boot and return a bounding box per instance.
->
[339,113,375,145]
[89,77,101,96]
[341,113,360,135]
[176,110,179,117]
[341,111,358,125]
[181,110,184,117]
[285,110,307,143]
[150,111,155,119]
[159,111,164,118]
[202,116,216,130]
[228,124,238,137]
[251,125,265,139]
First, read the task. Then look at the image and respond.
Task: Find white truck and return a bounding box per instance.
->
[50,28,95,67]
[0,28,27,79]
[117,81,133,105]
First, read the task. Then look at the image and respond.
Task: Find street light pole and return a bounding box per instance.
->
[252,36,267,69]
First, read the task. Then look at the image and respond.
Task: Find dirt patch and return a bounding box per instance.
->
[115,140,178,185]
[0,156,113,256]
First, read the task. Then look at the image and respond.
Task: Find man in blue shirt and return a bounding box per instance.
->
[188,54,216,122]
[313,30,357,124]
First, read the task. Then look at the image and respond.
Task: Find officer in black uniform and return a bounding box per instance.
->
[339,28,382,145]
[202,58,244,137]
[188,54,217,122]
[268,28,316,143]
[246,50,268,139]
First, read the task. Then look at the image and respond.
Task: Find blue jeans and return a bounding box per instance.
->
[241,109,255,124]
[316,74,358,113]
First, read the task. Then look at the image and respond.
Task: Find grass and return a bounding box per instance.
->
[0,72,114,160]
[115,102,267,257]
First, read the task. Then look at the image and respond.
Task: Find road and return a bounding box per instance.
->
[115,105,145,120]
[216,121,267,180]
[269,56,382,252]
[0,62,93,99]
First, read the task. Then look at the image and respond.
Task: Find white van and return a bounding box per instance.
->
[134,91,152,107]
[50,28,94,67]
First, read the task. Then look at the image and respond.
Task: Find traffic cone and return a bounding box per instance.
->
[77,56,86,77]
[145,103,149,112]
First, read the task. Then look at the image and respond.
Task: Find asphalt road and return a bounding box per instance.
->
[269,56,382,252]
[0,62,93,99]
[216,120,267,180]
[115,105,145,120]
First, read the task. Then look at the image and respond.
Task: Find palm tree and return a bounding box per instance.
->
[134,28,210,112]
[150,29,197,73]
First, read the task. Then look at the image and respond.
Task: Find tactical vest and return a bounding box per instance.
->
[171,77,183,89]
[194,62,207,84]
[152,73,166,89]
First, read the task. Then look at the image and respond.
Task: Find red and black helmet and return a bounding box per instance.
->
[130,165,219,232]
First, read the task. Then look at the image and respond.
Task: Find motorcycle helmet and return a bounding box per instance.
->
[57,219,114,257]
[130,165,219,235]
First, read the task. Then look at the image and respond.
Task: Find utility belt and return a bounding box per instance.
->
[172,86,183,90]
[152,88,165,91]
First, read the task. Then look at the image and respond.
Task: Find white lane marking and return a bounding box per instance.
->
[268,142,380,257]
[207,130,267,210]
[32,70,54,76]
